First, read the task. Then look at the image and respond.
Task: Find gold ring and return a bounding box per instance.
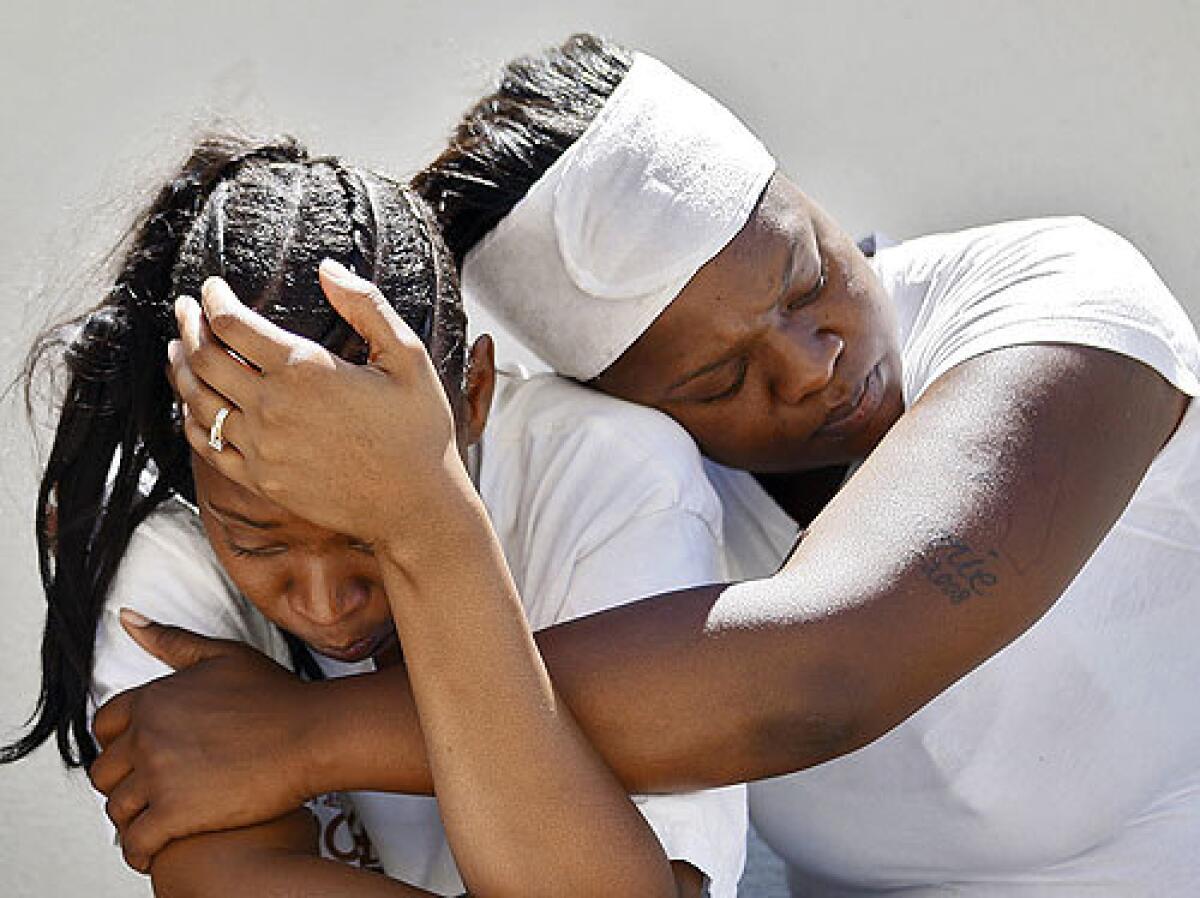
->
[208,407,231,452]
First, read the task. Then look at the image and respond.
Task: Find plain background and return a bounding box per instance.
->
[1,2,1197,895]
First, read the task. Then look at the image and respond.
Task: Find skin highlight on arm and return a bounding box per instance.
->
[302,343,1185,793]
[93,314,1185,862]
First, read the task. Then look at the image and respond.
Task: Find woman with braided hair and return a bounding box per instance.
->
[97,34,1200,896]
[5,133,747,896]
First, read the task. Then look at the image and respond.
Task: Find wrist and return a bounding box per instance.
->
[375,458,492,572]
[291,680,345,799]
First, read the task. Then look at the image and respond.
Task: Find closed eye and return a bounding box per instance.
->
[786,257,827,313]
[699,357,749,404]
[227,541,288,559]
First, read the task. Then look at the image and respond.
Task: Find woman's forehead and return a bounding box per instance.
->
[675,180,810,311]
[195,455,304,531]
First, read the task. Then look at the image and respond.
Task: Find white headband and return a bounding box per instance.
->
[461,52,776,380]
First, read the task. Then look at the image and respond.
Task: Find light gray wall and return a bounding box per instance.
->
[2,2,1196,894]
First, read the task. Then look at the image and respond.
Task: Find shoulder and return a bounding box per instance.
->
[116,497,217,584]
[878,217,1200,402]
[113,495,236,605]
[875,216,1136,280]
[489,370,706,465]
[483,370,721,525]
[876,216,1186,316]
[479,370,728,628]
[100,496,286,680]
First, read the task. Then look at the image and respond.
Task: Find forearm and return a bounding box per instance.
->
[150,810,434,898]
[305,346,1186,798]
[376,480,675,897]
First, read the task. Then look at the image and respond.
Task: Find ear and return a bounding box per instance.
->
[462,335,496,447]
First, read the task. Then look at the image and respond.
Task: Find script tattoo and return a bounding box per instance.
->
[917,537,1001,604]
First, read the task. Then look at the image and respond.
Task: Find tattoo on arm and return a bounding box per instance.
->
[918,538,1001,604]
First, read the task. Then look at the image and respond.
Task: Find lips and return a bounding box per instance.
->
[315,629,392,663]
[816,363,882,438]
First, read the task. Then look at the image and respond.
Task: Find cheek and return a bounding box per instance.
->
[669,398,783,466]
[214,552,290,621]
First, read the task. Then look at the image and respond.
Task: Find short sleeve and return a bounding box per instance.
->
[875,217,1200,404]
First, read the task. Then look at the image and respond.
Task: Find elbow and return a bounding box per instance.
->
[748,703,866,775]
[146,837,249,898]
[745,658,879,775]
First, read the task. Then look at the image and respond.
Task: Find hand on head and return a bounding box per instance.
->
[170,261,475,549]
[89,609,314,873]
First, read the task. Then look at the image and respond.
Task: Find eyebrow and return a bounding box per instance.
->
[206,501,281,530]
[666,239,800,395]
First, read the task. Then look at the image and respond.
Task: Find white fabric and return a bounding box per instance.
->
[743,217,1200,896]
[91,369,746,897]
[461,52,775,380]
[700,458,799,582]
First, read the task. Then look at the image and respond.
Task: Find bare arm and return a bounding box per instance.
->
[92,280,1185,857]
[370,472,678,898]
[97,624,704,897]
[297,342,1184,790]
[150,812,696,898]
[166,268,678,897]
[149,809,436,898]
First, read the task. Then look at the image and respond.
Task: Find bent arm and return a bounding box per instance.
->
[372,479,678,898]
[155,817,702,898]
[301,344,1186,794]
[150,809,435,898]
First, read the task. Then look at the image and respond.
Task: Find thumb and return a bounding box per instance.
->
[119,607,238,671]
[317,259,426,364]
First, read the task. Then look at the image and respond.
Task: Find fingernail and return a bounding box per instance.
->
[200,276,227,303]
[119,607,152,629]
[320,257,356,283]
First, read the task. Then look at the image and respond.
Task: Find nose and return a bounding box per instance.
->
[764,325,843,406]
[286,557,370,628]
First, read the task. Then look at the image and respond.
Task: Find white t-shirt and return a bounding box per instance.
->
[91,372,747,897]
[738,217,1200,895]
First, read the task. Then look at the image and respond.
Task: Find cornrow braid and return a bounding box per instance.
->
[397,184,444,347]
[331,162,381,282]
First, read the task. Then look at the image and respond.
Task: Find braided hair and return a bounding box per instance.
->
[413,33,632,267]
[5,134,465,769]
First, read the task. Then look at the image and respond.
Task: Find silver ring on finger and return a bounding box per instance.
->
[208,406,232,452]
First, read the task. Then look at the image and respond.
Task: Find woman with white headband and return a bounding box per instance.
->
[92,35,1200,895]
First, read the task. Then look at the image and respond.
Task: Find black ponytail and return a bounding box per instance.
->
[413,33,632,267]
[4,137,306,767]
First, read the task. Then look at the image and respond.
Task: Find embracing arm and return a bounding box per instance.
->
[93,279,1186,860]
[287,342,1185,792]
